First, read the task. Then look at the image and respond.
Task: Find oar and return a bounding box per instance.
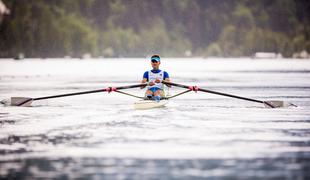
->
[9,83,147,107]
[162,81,295,108]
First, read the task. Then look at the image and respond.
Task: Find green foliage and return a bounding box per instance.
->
[139,18,171,56]
[0,0,309,58]
[233,5,255,30]
[203,43,222,57]
[102,25,140,57]
[58,14,99,56]
[0,0,98,57]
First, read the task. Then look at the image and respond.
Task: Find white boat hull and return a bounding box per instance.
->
[134,100,168,110]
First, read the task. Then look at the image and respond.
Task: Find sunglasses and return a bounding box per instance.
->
[151,60,159,63]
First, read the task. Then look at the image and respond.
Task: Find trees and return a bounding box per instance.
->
[0,0,309,58]
[0,0,98,58]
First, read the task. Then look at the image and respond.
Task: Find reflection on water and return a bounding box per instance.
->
[0,59,310,179]
[1,157,309,179]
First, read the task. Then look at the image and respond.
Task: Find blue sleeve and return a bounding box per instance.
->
[143,71,148,81]
[163,71,169,80]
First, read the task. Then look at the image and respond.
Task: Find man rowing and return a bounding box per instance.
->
[141,55,171,101]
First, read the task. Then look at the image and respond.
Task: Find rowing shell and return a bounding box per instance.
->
[134,100,169,110]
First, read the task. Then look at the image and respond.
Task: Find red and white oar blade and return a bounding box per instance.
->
[11,97,33,107]
[264,101,297,108]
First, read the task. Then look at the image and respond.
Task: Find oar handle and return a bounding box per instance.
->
[162,81,271,107]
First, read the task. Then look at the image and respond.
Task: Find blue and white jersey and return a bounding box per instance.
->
[143,69,169,90]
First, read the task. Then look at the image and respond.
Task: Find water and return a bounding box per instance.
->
[0,58,310,179]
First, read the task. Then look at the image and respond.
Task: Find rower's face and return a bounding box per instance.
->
[151,61,160,69]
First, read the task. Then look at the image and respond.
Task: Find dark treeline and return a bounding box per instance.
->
[0,0,309,58]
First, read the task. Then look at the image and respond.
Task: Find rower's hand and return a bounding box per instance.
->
[155,78,161,83]
[140,83,147,89]
[148,81,155,86]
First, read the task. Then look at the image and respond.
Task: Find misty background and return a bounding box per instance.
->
[0,0,310,58]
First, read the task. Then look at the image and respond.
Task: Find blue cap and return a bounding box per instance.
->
[151,55,160,62]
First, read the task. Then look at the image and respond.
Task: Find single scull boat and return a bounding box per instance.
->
[134,99,169,110]
[1,81,296,109]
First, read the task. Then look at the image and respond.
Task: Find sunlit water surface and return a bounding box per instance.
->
[0,58,310,179]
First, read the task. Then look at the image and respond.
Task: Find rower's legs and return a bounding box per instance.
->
[154,90,162,97]
[145,88,163,101]
[154,90,162,102]
[146,90,153,99]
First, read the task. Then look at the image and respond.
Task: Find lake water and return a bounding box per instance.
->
[0,58,310,179]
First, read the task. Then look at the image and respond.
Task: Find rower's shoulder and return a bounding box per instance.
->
[163,70,169,75]
[143,71,148,78]
[159,69,169,74]
[161,70,169,79]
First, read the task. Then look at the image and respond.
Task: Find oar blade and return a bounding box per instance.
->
[263,101,297,108]
[11,97,33,107]
[0,98,10,106]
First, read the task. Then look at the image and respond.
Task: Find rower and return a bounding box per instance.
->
[141,54,171,101]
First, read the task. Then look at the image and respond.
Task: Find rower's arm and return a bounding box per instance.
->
[164,78,171,87]
[141,78,148,89]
